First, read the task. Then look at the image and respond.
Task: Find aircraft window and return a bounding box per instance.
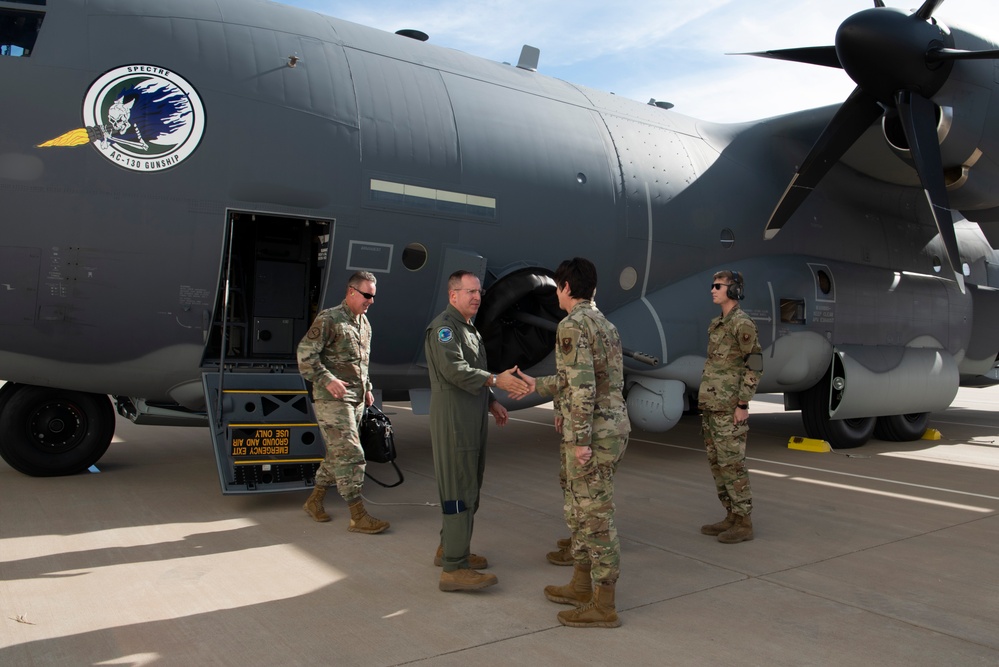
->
[932,256,942,273]
[719,228,735,249]
[0,7,44,57]
[619,267,637,290]
[780,299,805,325]
[402,243,428,271]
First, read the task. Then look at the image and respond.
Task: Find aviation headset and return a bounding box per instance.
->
[727,271,745,301]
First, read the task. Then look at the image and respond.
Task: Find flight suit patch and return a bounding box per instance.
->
[437,327,453,344]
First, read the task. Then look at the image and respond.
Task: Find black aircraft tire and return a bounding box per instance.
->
[873,413,929,442]
[800,374,874,449]
[0,381,18,413]
[0,385,115,476]
[825,416,876,449]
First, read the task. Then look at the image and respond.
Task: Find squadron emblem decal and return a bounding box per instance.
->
[38,65,206,172]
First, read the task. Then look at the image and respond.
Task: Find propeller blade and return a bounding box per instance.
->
[927,47,999,63]
[735,46,841,69]
[913,0,946,21]
[895,89,966,293]
[765,87,884,239]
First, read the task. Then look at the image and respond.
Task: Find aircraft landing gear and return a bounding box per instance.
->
[800,370,875,449]
[873,413,928,441]
[0,384,115,476]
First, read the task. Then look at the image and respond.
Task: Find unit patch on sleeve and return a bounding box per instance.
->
[560,337,574,355]
[437,327,454,344]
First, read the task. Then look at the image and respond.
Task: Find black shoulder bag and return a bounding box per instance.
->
[359,405,404,488]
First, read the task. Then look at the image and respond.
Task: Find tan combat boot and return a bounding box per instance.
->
[434,545,488,569]
[544,562,592,605]
[439,568,498,592]
[717,514,754,543]
[546,536,573,566]
[303,486,331,522]
[700,511,736,536]
[347,499,389,534]
[557,583,620,628]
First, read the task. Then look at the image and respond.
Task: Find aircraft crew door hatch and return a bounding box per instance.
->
[201,211,331,494]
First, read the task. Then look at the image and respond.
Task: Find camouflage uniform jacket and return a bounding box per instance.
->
[297,300,372,404]
[535,301,630,459]
[697,304,762,412]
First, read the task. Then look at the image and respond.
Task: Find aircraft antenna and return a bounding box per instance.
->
[517,45,540,71]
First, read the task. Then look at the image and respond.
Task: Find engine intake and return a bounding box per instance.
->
[477,268,562,372]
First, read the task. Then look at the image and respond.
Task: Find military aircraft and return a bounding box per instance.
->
[2,0,998,493]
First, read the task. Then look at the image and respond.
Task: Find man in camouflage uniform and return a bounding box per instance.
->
[517,258,630,628]
[425,270,529,592]
[698,270,762,544]
[298,271,389,534]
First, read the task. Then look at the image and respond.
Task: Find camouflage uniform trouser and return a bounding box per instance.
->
[559,446,579,548]
[568,436,626,586]
[312,399,365,502]
[701,410,753,516]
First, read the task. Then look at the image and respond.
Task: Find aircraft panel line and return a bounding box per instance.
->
[639,181,668,363]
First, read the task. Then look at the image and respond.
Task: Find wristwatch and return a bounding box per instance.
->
[737,403,749,410]
[490,374,498,387]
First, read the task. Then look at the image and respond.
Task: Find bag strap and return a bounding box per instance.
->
[362,404,403,487]
[364,459,404,488]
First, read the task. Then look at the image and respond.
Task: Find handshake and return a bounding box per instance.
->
[492,367,536,400]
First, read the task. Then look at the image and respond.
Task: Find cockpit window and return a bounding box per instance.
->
[1,7,45,57]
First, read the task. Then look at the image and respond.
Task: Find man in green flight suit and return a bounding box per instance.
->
[698,270,762,544]
[514,258,630,628]
[425,270,529,592]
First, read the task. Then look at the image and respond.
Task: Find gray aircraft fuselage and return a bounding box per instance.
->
[2,0,999,485]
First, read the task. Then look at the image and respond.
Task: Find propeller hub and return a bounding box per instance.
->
[835,7,954,105]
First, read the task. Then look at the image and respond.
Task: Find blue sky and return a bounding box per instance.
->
[278,0,999,122]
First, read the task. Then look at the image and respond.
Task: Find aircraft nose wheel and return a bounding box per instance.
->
[0,385,115,476]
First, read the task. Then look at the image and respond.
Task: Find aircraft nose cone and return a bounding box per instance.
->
[835,7,953,105]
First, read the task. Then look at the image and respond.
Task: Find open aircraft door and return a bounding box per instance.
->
[202,211,331,494]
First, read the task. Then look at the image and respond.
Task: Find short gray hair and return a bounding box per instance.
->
[348,271,377,288]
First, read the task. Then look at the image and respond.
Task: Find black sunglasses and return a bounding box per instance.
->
[352,287,376,300]
[711,283,732,290]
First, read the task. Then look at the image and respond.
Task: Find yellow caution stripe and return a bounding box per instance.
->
[234,458,323,466]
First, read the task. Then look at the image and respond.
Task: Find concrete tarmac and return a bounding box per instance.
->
[2,387,998,666]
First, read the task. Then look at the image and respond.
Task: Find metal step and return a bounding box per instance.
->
[202,372,323,494]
